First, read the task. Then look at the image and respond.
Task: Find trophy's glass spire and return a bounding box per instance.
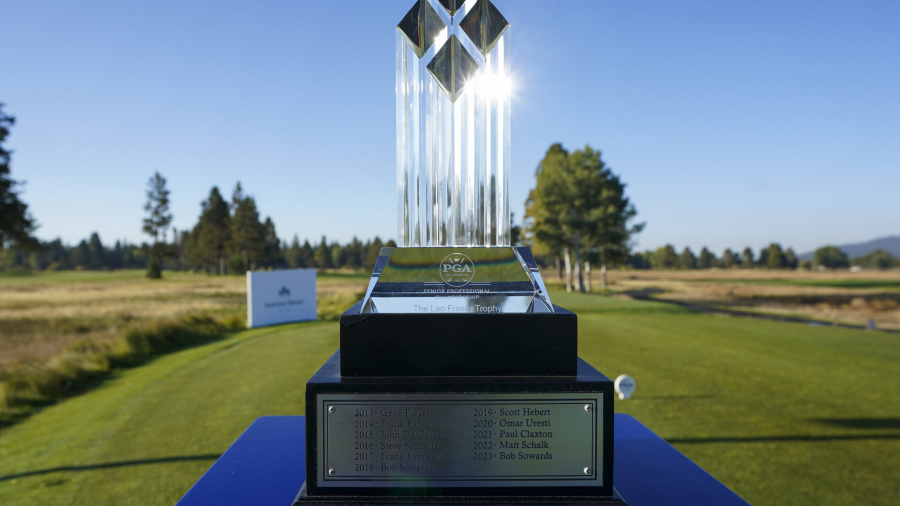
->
[396,0,511,248]
[368,0,551,314]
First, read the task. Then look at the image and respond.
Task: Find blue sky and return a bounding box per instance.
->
[2,0,898,254]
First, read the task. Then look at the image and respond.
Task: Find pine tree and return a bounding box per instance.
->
[314,236,332,269]
[651,245,679,268]
[301,240,314,268]
[123,246,135,269]
[722,249,737,268]
[784,248,799,270]
[146,258,162,279]
[345,237,363,269]
[679,247,697,269]
[697,247,714,269]
[287,235,303,268]
[364,237,385,269]
[142,172,173,277]
[330,243,346,269]
[228,182,266,271]
[73,240,91,268]
[741,247,755,269]
[88,232,106,269]
[766,243,785,269]
[0,104,38,250]
[757,248,769,268]
[261,217,283,267]
[196,187,231,274]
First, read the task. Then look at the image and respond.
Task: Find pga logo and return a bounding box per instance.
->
[440,253,475,287]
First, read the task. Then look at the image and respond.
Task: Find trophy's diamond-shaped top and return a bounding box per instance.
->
[460,0,510,56]
[438,0,466,16]
[427,34,480,103]
[372,0,552,314]
[397,0,447,59]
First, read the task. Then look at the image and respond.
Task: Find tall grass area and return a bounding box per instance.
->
[1,312,245,422]
[0,270,365,423]
[599,268,900,330]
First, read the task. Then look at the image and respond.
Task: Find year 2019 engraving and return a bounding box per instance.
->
[318,393,602,488]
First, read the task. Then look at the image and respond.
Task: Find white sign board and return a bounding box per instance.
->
[247,269,317,328]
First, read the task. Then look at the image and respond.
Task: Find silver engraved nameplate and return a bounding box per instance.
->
[316,393,603,488]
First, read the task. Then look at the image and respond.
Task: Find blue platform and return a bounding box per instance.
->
[177,415,749,506]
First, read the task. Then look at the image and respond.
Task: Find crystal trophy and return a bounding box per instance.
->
[360,0,552,314]
[295,3,624,504]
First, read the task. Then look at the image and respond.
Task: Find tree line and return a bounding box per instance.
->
[0,223,396,277]
[162,179,396,277]
[626,244,897,270]
[1,235,147,272]
[0,164,396,275]
[628,244,801,270]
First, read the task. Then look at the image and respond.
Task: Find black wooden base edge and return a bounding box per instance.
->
[339,302,577,377]
[294,482,628,506]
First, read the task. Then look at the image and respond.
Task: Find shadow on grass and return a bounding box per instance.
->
[812,418,900,430]
[668,434,900,444]
[0,413,32,430]
[573,306,692,316]
[0,454,222,481]
[635,394,716,400]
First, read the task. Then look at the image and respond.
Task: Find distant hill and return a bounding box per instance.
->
[799,236,900,260]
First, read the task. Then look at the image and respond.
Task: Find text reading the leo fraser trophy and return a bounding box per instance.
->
[412,304,501,314]
[416,288,501,313]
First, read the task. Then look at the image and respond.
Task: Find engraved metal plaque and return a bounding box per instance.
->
[316,393,603,488]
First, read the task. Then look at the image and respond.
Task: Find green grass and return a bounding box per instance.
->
[1,292,898,506]
[317,270,370,281]
[790,279,900,290]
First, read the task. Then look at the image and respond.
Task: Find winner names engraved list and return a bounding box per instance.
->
[318,394,602,487]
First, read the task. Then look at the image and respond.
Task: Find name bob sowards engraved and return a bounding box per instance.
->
[413,304,501,314]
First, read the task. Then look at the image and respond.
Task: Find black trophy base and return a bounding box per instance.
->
[294,482,628,506]
[339,302,577,377]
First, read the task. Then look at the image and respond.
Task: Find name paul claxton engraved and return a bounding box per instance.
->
[318,394,603,488]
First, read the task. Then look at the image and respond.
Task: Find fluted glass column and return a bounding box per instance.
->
[396,0,511,247]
